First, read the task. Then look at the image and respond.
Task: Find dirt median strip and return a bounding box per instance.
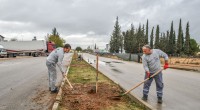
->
[58,54,146,110]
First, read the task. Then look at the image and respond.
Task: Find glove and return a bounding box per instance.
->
[146,72,151,79]
[164,62,169,69]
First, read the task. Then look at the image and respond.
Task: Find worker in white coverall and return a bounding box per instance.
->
[46,44,71,93]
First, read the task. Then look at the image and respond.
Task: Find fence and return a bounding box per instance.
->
[115,53,143,62]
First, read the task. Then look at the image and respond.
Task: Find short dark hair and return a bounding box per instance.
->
[142,45,151,49]
[64,44,71,49]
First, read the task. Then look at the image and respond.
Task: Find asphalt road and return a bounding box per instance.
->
[83,53,200,110]
[0,53,72,110]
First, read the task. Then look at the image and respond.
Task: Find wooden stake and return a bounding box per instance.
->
[96,54,99,93]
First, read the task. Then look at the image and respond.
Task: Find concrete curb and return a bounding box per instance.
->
[52,55,73,110]
[83,58,155,110]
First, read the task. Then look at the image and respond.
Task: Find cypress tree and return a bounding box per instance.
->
[123,30,131,53]
[155,25,160,49]
[142,24,146,47]
[136,24,143,53]
[181,31,184,52]
[173,31,177,54]
[109,36,114,52]
[163,33,168,52]
[109,17,122,53]
[184,22,190,55]
[159,33,165,52]
[129,24,136,59]
[145,19,149,44]
[177,19,183,54]
[150,27,154,48]
[169,21,174,54]
[130,24,136,53]
[119,34,123,53]
[166,31,170,54]
[122,31,128,53]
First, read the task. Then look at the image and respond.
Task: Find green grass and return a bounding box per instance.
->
[68,58,113,84]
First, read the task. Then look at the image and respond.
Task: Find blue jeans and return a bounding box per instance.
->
[143,71,163,97]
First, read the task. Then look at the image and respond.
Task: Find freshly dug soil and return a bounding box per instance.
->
[61,83,122,110]
[60,83,143,110]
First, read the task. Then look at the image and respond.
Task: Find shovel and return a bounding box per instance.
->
[65,76,73,89]
[57,64,73,89]
[109,69,163,100]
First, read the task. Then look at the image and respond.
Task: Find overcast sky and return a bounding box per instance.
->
[0,0,199,49]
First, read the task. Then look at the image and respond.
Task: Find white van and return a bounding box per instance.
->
[0,45,7,58]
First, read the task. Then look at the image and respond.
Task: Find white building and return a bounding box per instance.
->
[106,44,110,52]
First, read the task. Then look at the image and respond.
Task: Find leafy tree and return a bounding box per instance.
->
[190,39,200,55]
[48,27,65,47]
[10,37,18,41]
[76,47,82,51]
[123,24,137,60]
[32,36,37,41]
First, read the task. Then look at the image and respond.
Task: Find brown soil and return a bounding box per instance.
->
[60,83,130,110]
[161,57,200,72]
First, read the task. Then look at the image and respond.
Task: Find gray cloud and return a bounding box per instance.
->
[0,0,199,49]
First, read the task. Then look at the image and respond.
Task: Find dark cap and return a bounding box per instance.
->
[64,44,71,49]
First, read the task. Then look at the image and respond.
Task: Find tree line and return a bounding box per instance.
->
[109,17,199,56]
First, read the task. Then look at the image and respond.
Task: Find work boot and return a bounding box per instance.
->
[157,97,163,104]
[142,94,148,101]
[51,87,58,93]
